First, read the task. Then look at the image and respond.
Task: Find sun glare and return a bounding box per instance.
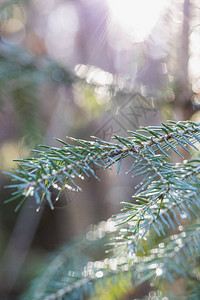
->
[107,0,167,42]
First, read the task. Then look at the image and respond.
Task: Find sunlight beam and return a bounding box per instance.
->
[107,0,167,42]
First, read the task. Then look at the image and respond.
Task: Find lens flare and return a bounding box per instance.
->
[107,0,167,42]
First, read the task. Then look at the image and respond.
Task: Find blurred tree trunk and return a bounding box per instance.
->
[174,0,193,121]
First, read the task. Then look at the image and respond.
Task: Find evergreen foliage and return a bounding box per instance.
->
[0,44,75,145]
[5,120,200,299]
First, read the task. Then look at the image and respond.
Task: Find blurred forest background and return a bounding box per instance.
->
[0,0,200,299]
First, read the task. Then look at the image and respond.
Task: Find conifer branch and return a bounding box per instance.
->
[5,121,200,299]
[112,158,200,254]
[5,121,200,212]
[23,222,200,300]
